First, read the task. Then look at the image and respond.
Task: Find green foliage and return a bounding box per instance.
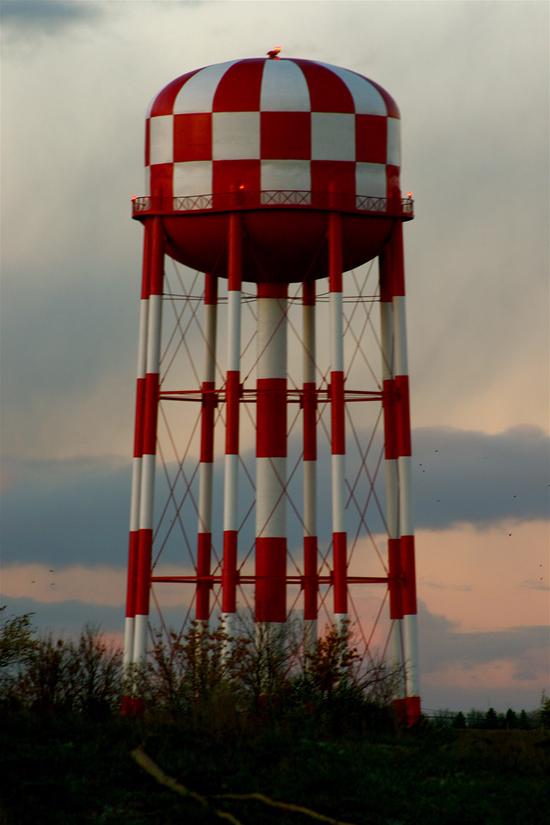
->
[519,709,531,730]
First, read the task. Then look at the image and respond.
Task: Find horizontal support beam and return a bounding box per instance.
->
[151,575,390,586]
[159,388,383,403]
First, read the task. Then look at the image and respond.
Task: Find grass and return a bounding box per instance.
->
[1,709,549,824]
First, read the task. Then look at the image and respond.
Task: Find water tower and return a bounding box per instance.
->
[123,54,420,723]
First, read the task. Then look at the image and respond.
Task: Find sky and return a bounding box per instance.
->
[1,0,549,712]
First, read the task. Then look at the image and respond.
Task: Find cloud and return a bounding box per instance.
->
[1,0,103,38]
[2,424,548,567]
[422,581,472,592]
[419,602,549,710]
[0,457,132,567]
[416,520,548,634]
[0,593,193,645]
[412,425,550,529]
[1,0,548,466]
[520,579,550,592]
[420,604,548,673]
[0,595,124,639]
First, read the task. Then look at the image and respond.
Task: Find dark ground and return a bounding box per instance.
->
[1,710,549,825]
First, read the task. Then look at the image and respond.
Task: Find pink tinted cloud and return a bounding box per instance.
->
[416,520,549,632]
[1,564,195,609]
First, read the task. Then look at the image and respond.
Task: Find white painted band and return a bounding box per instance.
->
[318,62,386,115]
[333,613,348,632]
[173,60,239,114]
[303,619,318,649]
[133,613,149,666]
[221,611,236,640]
[398,456,414,535]
[261,58,311,111]
[380,300,394,381]
[257,297,287,379]
[129,457,143,531]
[393,296,409,377]
[384,458,399,539]
[392,619,407,694]
[123,617,135,671]
[256,456,286,538]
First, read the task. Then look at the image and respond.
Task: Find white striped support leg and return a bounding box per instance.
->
[122,227,151,713]
[196,273,218,626]
[255,283,288,626]
[133,218,164,671]
[222,214,242,643]
[379,247,407,698]
[389,223,420,724]
[329,213,348,632]
[302,280,318,648]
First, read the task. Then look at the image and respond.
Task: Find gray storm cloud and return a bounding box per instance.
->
[1,0,103,36]
[1,0,547,462]
[1,425,548,567]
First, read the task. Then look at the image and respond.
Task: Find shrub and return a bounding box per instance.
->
[2,610,402,732]
[1,621,122,715]
[0,606,37,706]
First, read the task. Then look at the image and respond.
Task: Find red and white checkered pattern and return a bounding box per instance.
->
[145,58,401,207]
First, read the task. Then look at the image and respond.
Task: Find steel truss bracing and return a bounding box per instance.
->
[123,217,420,724]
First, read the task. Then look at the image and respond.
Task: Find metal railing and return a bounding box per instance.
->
[132,190,414,218]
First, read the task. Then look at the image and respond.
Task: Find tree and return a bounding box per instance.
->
[453,711,466,729]
[505,708,518,729]
[484,707,499,729]
[519,709,530,730]
[466,709,485,728]
[539,692,550,729]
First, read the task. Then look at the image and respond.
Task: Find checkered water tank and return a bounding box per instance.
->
[145,57,401,208]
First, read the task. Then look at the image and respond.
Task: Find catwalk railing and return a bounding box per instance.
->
[131,191,414,218]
